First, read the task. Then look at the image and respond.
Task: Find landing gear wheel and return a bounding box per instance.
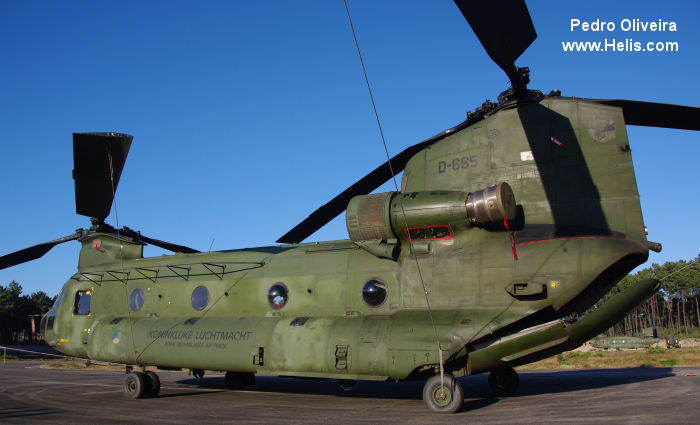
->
[225,371,255,390]
[192,369,205,379]
[422,374,464,414]
[123,372,148,399]
[145,371,161,397]
[488,367,519,396]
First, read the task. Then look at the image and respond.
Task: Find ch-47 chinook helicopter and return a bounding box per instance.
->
[2,0,699,414]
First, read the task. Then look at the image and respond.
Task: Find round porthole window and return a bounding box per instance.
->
[191,286,209,311]
[362,279,387,307]
[267,283,289,309]
[129,289,145,311]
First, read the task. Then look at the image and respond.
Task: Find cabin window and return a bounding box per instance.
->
[191,286,209,311]
[362,279,387,307]
[74,290,91,315]
[130,289,145,311]
[268,283,288,310]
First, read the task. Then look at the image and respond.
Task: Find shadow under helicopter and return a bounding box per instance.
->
[175,367,673,411]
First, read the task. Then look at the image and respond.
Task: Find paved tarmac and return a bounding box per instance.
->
[0,361,698,424]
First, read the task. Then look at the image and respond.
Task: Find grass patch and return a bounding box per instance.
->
[1,354,20,360]
[660,358,678,367]
[518,347,700,370]
[38,361,124,371]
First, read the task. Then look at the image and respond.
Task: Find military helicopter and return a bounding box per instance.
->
[1,0,699,414]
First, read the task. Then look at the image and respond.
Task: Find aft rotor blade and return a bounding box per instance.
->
[276,121,470,244]
[0,233,81,270]
[73,132,133,221]
[591,99,700,131]
[453,0,537,78]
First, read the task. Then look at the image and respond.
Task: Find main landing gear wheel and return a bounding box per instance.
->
[422,374,464,414]
[145,371,161,397]
[225,371,255,390]
[488,367,519,396]
[123,372,148,399]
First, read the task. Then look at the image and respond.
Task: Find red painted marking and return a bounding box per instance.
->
[503,217,518,260]
[92,240,105,253]
[404,225,453,241]
[550,136,564,147]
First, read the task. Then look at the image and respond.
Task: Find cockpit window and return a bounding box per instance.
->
[53,288,65,308]
[74,290,92,315]
[46,310,57,330]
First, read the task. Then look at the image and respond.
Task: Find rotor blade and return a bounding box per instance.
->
[0,233,81,270]
[73,132,133,221]
[117,227,200,254]
[137,235,200,254]
[453,0,536,78]
[591,99,700,131]
[276,121,470,244]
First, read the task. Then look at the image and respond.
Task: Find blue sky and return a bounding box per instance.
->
[1,0,698,297]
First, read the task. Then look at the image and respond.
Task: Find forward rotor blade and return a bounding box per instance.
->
[453,0,537,78]
[591,99,700,131]
[276,121,470,244]
[0,233,81,270]
[117,227,200,254]
[73,132,133,221]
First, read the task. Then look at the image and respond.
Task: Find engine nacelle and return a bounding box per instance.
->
[346,182,516,243]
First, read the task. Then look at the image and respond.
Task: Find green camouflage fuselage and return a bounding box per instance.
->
[42,97,657,380]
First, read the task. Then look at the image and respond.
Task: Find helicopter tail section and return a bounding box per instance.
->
[464,277,659,375]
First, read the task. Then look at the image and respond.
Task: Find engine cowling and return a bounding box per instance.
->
[345,182,516,243]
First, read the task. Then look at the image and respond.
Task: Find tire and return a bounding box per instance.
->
[488,367,519,396]
[123,372,148,399]
[225,372,255,390]
[145,371,161,397]
[422,374,464,414]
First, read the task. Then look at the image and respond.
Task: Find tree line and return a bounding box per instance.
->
[0,281,53,345]
[600,255,700,337]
